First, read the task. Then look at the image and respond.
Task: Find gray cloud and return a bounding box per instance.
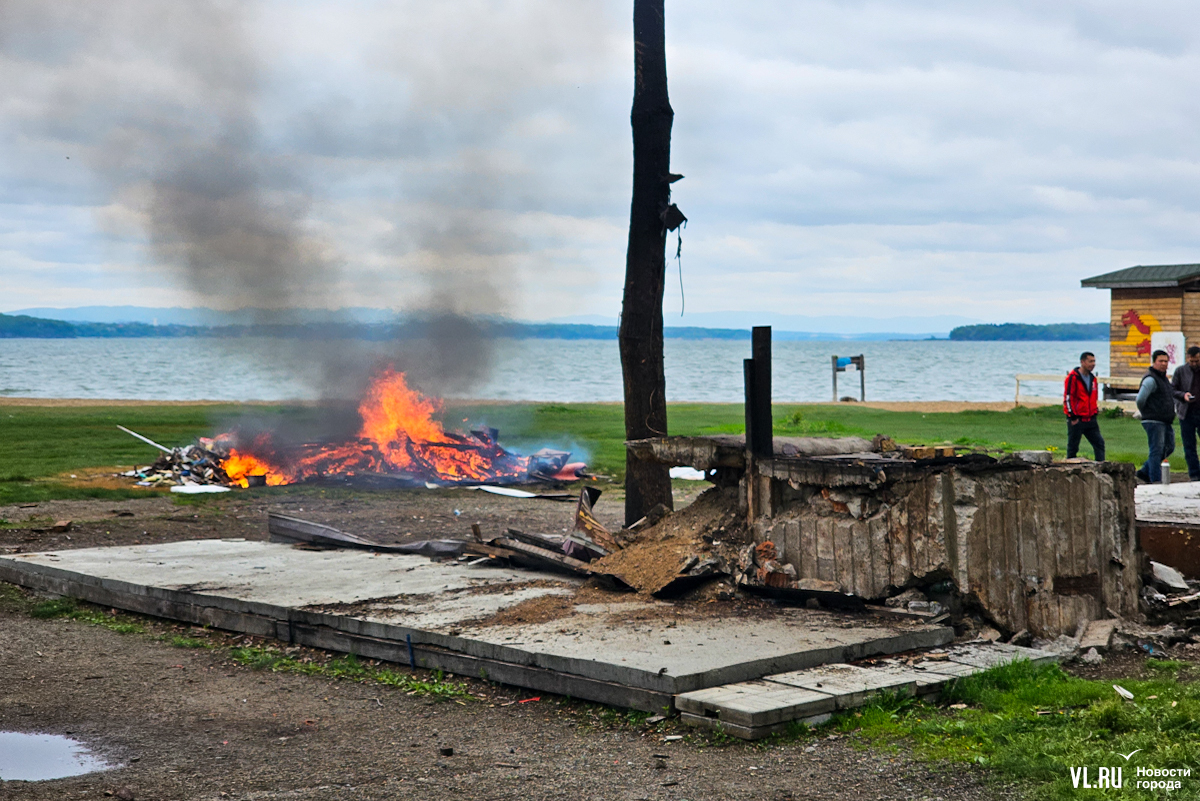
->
[5,0,1200,330]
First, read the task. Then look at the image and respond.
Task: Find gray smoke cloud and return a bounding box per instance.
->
[0,0,610,403]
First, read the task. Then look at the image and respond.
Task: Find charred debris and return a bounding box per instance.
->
[112,423,582,491]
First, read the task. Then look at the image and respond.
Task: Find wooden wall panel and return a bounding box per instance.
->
[1182,292,1200,350]
[1109,288,1184,378]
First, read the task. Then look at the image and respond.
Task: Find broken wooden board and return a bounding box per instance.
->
[573,487,622,554]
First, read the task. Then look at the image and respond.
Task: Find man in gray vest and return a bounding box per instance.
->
[1171,345,1200,480]
[1136,349,1183,483]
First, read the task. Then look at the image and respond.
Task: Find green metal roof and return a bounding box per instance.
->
[1082,263,1200,288]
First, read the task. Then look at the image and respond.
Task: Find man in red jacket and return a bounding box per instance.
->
[1064,351,1105,460]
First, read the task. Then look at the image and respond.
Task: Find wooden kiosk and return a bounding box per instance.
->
[1082,263,1200,396]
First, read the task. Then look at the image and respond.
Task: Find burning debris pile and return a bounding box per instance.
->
[115,426,235,491]
[116,368,586,490]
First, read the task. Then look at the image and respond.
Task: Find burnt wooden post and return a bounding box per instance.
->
[619,0,675,525]
[743,327,774,521]
[750,326,772,457]
[743,358,757,452]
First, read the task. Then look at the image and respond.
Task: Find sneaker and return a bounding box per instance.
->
[1136,467,1150,483]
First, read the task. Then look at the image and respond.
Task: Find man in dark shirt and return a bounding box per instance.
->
[1171,345,1200,480]
[1137,350,1184,483]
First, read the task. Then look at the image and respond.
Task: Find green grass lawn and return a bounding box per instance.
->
[837,659,1200,801]
[0,401,1166,505]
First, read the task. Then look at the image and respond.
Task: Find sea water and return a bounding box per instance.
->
[0,337,1106,404]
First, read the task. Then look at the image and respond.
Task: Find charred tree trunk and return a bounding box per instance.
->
[619,0,674,525]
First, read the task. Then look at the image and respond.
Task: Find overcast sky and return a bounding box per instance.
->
[3,0,1199,326]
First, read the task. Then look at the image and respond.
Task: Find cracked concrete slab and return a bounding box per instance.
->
[0,539,954,708]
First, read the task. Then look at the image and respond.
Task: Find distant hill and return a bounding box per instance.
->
[8,306,958,339]
[949,323,1108,341]
[0,314,200,339]
[0,311,942,341]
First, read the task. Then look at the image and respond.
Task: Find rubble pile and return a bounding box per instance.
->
[114,427,236,490]
[258,443,1200,666]
[1141,559,1200,623]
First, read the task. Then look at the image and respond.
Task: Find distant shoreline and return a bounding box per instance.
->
[948,322,1107,341]
[0,397,1050,412]
[0,312,949,342]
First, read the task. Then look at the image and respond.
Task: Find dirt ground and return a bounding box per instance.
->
[0,609,1018,801]
[0,485,1023,800]
[0,482,649,555]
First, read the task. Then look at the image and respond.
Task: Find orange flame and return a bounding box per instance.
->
[218,367,537,486]
[222,449,287,487]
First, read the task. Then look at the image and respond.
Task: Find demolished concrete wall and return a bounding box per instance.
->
[750,460,1140,638]
[628,435,1142,639]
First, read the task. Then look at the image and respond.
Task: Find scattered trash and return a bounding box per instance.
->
[439,747,454,756]
[115,425,237,490]
[470,486,574,501]
[662,735,684,742]
[170,485,231,494]
[1114,685,1135,701]
[517,697,541,704]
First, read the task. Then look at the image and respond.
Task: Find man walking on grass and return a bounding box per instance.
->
[1064,351,1105,461]
[1171,345,1200,481]
[1136,349,1183,483]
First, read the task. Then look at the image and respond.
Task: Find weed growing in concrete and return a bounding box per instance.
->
[169,635,212,649]
[27,596,145,634]
[227,646,471,700]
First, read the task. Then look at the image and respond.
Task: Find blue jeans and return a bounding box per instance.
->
[1181,413,1200,480]
[1142,420,1176,482]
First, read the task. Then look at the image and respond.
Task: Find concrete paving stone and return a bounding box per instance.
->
[763,663,916,709]
[675,680,835,727]
[679,711,831,741]
[942,643,1058,669]
[854,661,960,697]
[907,658,981,677]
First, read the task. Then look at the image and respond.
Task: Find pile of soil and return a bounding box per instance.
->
[589,485,747,594]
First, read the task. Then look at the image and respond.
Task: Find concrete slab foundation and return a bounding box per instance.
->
[0,539,954,712]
